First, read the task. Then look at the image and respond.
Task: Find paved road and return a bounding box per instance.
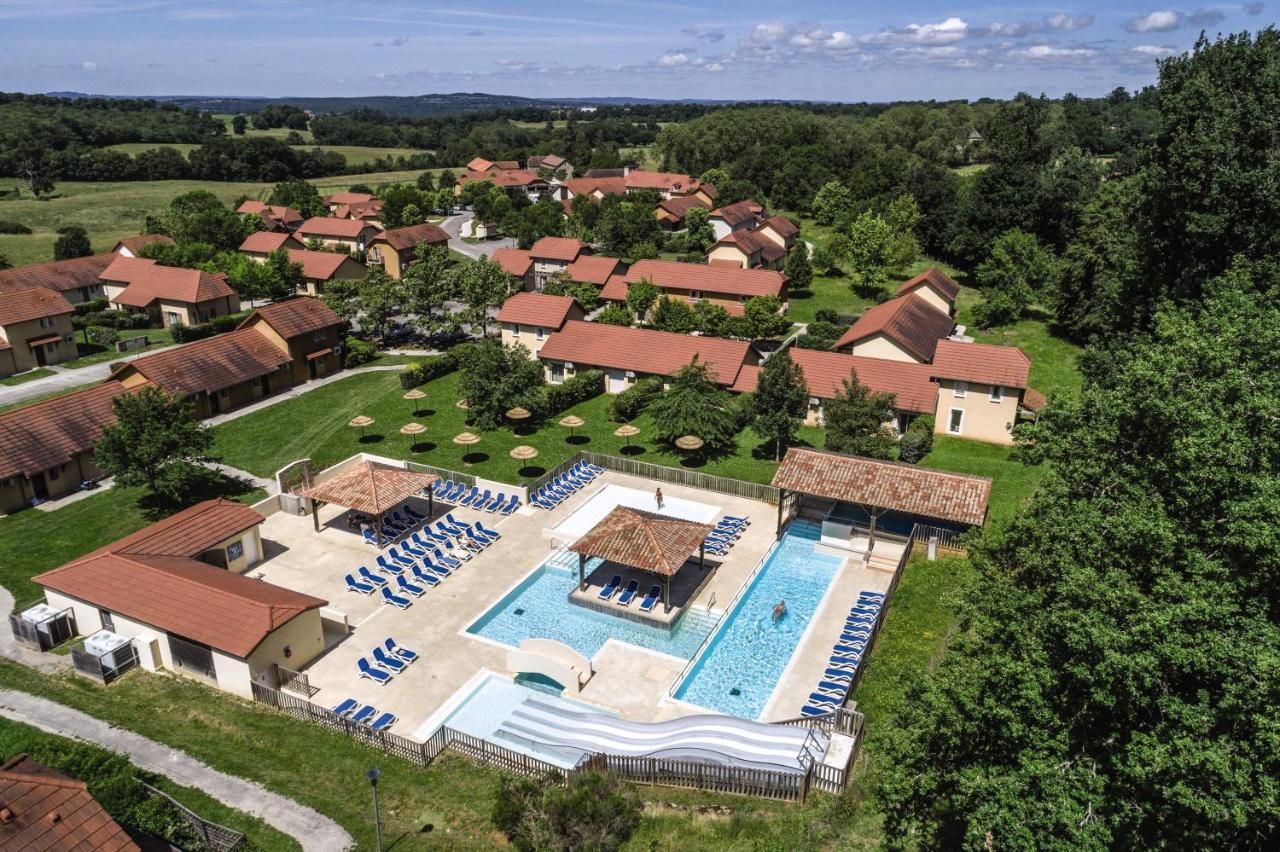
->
[440,210,516,259]
[0,341,186,408]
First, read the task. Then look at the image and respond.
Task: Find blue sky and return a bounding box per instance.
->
[0,1,1272,100]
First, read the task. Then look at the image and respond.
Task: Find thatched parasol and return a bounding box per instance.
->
[614,423,640,452]
[456,399,470,410]
[403,388,426,416]
[453,431,481,446]
[674,435,704,451]
[508,445,539,461]
[400,421,427,452]
[348,415,375,440]
[506,406,532,422]
[559,414,585,441]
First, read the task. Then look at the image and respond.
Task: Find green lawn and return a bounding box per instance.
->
[0,368,54,386]
[0,716,298,851]
[107,142,428,168]
[60,327,176,369]
[921,436,1046,524]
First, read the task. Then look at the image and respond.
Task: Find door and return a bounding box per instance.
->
[208,392,221,415]
[31,472,48,499]
[34,345,48,367]
[607,369,627,393]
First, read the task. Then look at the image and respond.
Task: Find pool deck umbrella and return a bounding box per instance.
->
[569,505,715,614]
[348,415,375,440]
[613,423,640,451]
[559,414,585,440]
[509,445,539,460]
[456,399,470,410]
[674,435,704,451]
[299,460,436,546]
[400,422,427,452]
[403,388,426,416]
[453,431,482,465]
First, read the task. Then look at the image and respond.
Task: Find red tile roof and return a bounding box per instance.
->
[332,200,383,220]
[236,201,304,228]
[772,447,991,527]
[529,237,585,262]
[897,268,961,302]
[114,327,290,395]
[929,339,1031,389]
[111,234,174,256]
[562,176,626,198]
[0,286,73,327]
[491,248,533,278]
[242,297,341,340]
[285,249,356,281]
[496,292,579,329]
[297,217,370,239]
[324,191,376,205]
[493,159,521,170]
[368,222,449,252]
[565,255,622,285]
[240,231,305,253]
[101,257,235,307]
[624,170,701,194]
[300,460,436,517]
[35,499,326,658]
[759,215,799,239]
[657,195,711,221]
[710,200,763,227]
[466,157,494,172]
[569,506,714,576]
[712,228,786,265]
[458,169,544,189]
[0,754,138,852]
[834,294,954,361]
[538,320,752,386]
[528,154,566,170]
[732,349,937,413]
[614,259,786,300]
[0,382,132,479]
[0,253,116,296]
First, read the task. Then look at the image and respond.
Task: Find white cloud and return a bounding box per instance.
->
[1007,43,1098,60]
[1045,13,1095,31]
[81,60,97,71]
[1127,10,1184,31]
[1131,43,1177,56]
[862,17,970,45]
[657,52,690,67]
[1243,2,1265,14]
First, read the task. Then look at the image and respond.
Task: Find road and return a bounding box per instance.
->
[440,210,516,259]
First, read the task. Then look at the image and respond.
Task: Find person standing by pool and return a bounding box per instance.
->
[655,487,664,509]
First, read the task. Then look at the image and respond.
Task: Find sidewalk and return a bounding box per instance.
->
[0,341,186,408]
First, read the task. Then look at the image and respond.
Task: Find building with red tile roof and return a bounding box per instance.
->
[709,200,765,239]
[0,287,77,376]
[497,293,586,357]
[602,260,787,316]
[834,294,955,363]
[623,170,710,201]
[656,194,712,229]
[491,248,534,285]
[466,157,495,172]
[295,217,379,252]
[896,268,961,316]
[706,227,787,270]
[0,235,172,304]
[239,231,305,256]
[239,297,345,385]
[236,200,304,231]
[0,753,139,851]
[564,255,623,286]
[560,175,627,201]
[323,191,377,208]
[366,223,449,279]
[455,169,550,201]
[282,249,367,296]
[524,237,587,287]
[111,234,175,258]
[100,257,240,327]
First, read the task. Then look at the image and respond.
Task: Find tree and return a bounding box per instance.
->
[259,249,307,302]
[458,339,544,431]
[883,193,921,268]
[95,386,214,500]
[492,771,641,852]
[692,300,730,336]
[400,244,457,336]
[455,257,512,336]
[650,296,696,333]
[823,369,896,459]
[378,183,427,229]
[322,277,362,322]
[1053,177,1143,340]
[784,242,813,293]
[0,252,10,271]
[812,180,854,225]
[595,194,661,256]
[972,229,1059,329]
[682,206,714,254]
[353,270,403,341]
[647,359,738,455]
[231,114,247,135]
[267,178,325,217]
[754,349,809,459]
[151,191,250,249]
[595,304,632,326]
[624,278,660,321]
[841,211,896,297]
[743,295,788,339]
[53,226,91,260]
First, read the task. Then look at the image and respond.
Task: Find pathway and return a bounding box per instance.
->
[440,210,515,259]
[0,343,186,408]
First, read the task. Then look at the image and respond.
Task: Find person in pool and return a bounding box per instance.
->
[772,600,787,622]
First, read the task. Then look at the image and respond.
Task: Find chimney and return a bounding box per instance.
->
[0,807,14,824]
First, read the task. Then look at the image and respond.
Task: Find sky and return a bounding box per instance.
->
[0,1,1273,101]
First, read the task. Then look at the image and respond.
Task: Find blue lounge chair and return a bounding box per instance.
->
[444,537,471,560]
[369,712,397,732]
[419,527,450,545]
[400,540,427,557]
[389,549,416,569]
[372,646,407,672]
[468,526,497,546]
[859,591,886,602]
[444,481,466,502]
[475,521,501,541]
[362,529,380,547]
[582,460,604,475]
[384,638,418,663]
[555,475,578,492]
[351,705,378,723]
[375,555,404,576]
[358,657,392,684]
[380,587,411,609]
[444,512,471,530]
[475,489,495,509]
[358,567,387,586]
[433,479,452,498]
[824,668,854,683]
[419,559,450,579]
[459,487,482,507]
[432,547,462,569]
[345,574,375,595]
[436,518,465,537]
[458,536,484,554]
[617,579,640,607]
[411,564,443,586]
[483,492,505,512]
[500,495,519,515]
[817,680,849,696]
[598,574,622,600]
[807,692,839,707]
[395,576,425,598]
[639,584,661,612]
[800,705,828,717]
[722,514,750,526]
[404,504,426,522]
[332,698,359,717]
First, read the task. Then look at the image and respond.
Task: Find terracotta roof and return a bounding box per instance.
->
[0,382,132,480]
[565,255,622,285]
[101,257,235,307]
[929,339,1031,389]
[731,349,937,413]
[300,460,435,516]
[493,160,521,170]
[617,259,786,300]
[368,222,449,252]
[284,249,355,281]
[0,253,115,295]
[897,267,961,302]
[35,499,326,658]
[466,157,494,172]
[562,176,626,198]
[332,200,383,220]
[537,320,752,386]
[496,292,578,329]
[240,231,304,253]
[324,191,376,205]
[296,217,370,239]
[241,297,341,340]
[529,237,585,262]
[834,294,954,361]
[491,248,533,278]
[458,169,544,189]
[772,447,991,527]
[111,234,174,256]
[236,201,304,228]
[624,170,701,194]
[528,154,566,170]
[657,195,711,221]
[0,753,138,852]
[0,286,73,327]
[759,215,798,239]
[710,200,763,227]
[114,327,290,395]
[712,228,785,264]
[569,506,713,576]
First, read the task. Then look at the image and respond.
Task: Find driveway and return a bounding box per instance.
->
[440,210,516,260]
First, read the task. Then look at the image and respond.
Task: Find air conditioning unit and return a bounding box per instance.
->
[625,370,636,378]
[84,629,130,671]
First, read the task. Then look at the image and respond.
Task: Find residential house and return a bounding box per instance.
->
[34,499,328,700]
[236,200,304,232]
[0,235,173,304]
[0,381,131,513]
[323,191,377,213]
[558,175,626,203]
[537,320,757,392]
[112,234,176,259]
[600,259,787,317]
[455,169,549,202]
[709,200,765,241]
[497,292,586,358]
[655,194,712,230]
[564,255,622,288]
[623,170,714,202]
[238,297,345,385]
[491,248,533,288]
[0,753,140,850]
[284,249,367,296]
[896,267,961,316]
[706,227,787,271]
[99,257,240,328]
[330,198,384,228]
[0,287,77,376]
[528,236,587,288]
[466,157,497,172]
[295,218,379,253]
[239,231,306,259]
[755,215,799,252]
[527,154,572,177]
[834,294,954,363]
[365,222,449,279]
[929,339,1036,445]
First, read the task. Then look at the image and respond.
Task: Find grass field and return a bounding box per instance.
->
[0,368,54,386]
[106,142,428,167]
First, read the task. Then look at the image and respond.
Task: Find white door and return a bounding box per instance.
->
[242,533,260,567]
[607,370,627,393]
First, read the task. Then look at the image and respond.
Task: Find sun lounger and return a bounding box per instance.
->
[445,512,470,530]
[369,712,397,732]
[404,505,426,522]
[639,584,661,612]
[419,527,450,545]
[395,576,426,597]
[388,549,415,568]
[375,555,404,576]
[373,646,408,672]
[436,518,465,537]
[800,705,828,717]
[411,564,443,586]
[351,705,378,723]
[598,574,622,600]
[500,495,519,515]
[358,657,392,683]
[358,566,388,586]
[458,487,480,506]
[444,481,466,502]
[806,692,839,707]
[431,547,462,569]
[379,587,412,609]
[362,529,380,547]
[617,579,640,607]
[721,514,749,526]
[419,559,450,579]
[824,668,854,683]
[345,574,375,595]
[475,521,501,541]
[458,536,484,553]
[384,638,418,663]
[477,492,498,512]
[399,540,426,558]
[332,698,359,717]
[433,479,451,498]
[817,680,849,696]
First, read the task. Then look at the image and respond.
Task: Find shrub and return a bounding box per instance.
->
[541,369,604,416]
[206,314,239,334]
[727,390,755,431]
[898,415,935,464]
[117,311,152,330]
[0,220,31,234]
[492,770,641,852]
[399,349,460,388]
[343,335,377,368]
[74,297,109,316]
[169,322,215,344]
[610,377,662,422]
[86,326,119,347]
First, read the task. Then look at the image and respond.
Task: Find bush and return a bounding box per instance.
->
[344,335,377,368]
[492,770,641,852]
[541,369,603,416]
[116,311,153,330]
[727,390,755,431]
[0,220,31,234]
[610,377,662,422]
[206,314,239,334]
[74,297,109,316]
[85,326,119,347]
[169,322,215,344]
[898,415,935,464]
[399,349,460,387]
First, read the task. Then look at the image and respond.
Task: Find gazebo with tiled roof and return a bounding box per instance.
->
[569,506,715,614]
[299,460,436,545]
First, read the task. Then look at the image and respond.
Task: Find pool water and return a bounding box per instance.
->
[467,551,719,660]
[551,482,721,540]
[673,522,841,719]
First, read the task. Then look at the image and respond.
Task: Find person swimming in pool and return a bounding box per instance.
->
[772,600,787,622]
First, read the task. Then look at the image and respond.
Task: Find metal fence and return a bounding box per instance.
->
[273,664,318,698]
[7,605,75,651]
[140,783,246,852]
[525,452,587,497]
[406,460,476,489]
[71,642,139,685]
[582,451,780,504]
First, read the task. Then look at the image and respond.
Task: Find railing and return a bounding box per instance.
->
[583,451,779,504]
[7,603,75,651]
[583,753,808,802]
[274,664,318,698]
[406,460,476,490]
[139,782,246,851]
[71,642,139,685]
[526,452,586,497]
[910,522,967,554]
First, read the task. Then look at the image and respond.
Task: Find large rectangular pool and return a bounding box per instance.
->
[551,483,721,540]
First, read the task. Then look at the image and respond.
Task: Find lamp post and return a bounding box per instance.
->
[366,767,382,851]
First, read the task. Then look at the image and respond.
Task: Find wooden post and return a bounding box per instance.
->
[375,514,384,548]
[866,506,880,555]
[428,488,434,520]
[311,499,320,533]
[578,552,585,591]
[664,575,671,614]
[775,488,786,538]
[699,543,705,570]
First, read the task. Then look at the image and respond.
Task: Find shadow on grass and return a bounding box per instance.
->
[461,452,489,466]
[409,441,437,454]
[566,435,591,446]
[517,465,546,478]
[137,467,255,520]
[619,445,646,457]
[358,434,385,444]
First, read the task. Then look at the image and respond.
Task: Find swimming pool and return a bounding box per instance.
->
[551,483,721,540]
[466,551,719,660]
[672,522,842,719]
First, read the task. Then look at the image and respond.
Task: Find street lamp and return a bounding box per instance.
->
[366,767,382,851]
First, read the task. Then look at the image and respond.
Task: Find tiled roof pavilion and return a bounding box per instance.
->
[299,460,436,543]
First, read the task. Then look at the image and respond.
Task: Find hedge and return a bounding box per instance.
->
[610,377,662,422]
[541,369,604,417]
[399,349,461,387]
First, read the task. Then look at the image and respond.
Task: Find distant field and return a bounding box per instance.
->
[105,141,426,167]
[212,113,313,142]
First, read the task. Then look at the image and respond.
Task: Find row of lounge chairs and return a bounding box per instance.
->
[356,637,420,686]
[702,515,750,557]
[597,576,662,612]
[801,590,886,717]
[529,461,604,510]
[431,480,520,515]
[345,514,503,607]
[361,502,431,548]
[330,700,396,732]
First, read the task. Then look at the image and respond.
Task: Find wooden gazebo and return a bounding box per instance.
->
[569,506,714,614]
[299,460,436,546]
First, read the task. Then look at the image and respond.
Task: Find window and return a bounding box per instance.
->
[952,381,967,399]
[99,609,114,631]
[948,408,964,435]
[38,316,54,329]
[48,465,60,481]
[512,323,522,337]
[989,385,1004,402]
[549,363,565,384]
[218,388,231,400]
[166,311,182,326]
[313,329,327,343]
[226,540,244,562]
[535,326,544,341]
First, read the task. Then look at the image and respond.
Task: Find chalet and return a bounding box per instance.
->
[0,381,131,513]
[623,170,714,202]
[295,218,379,253]
[491,248,533,288]
[564,255,623,288]
[466,157,497,172]
[656,195,712,230]
[331,198,384,228]
[99,257,240,328]
[34,499,328,699]
[236,200,304,232]
[455,169,550,202]
[709,200,764,241]
[238,297,345,385]
[365,223,449,279]
[497,292,585,358]
[600,259,787,317]
[323,191,377,213]
[0,754,139,850]
[0,235,172,304]
[239,231,306,259]
[706,227,787,270]
[559,175,626,203]
[285,249,368,296]
[537,320,757,392]
[755,215,799,252]
[528,237,587,288]
[834,294,955,363]
[930,339,1036,445]
[0,287,77,375]
[896,267,961,316]
[527,154,572,177]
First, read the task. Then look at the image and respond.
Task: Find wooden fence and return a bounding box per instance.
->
[140,782,246,852]
[583,753,809,802]
[582,451,780,504]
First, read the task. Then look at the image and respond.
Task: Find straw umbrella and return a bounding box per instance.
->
[456,399,470,410]
[509,445,540,483]
[348,415,375,441]
[674,435,704,451]
[614,423,640,453]
[559,414,585,443]
[453,431,482,465]
[506,405,534,437]
[403,388,426,417]
[400,422,427,453]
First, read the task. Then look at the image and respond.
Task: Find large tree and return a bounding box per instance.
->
[822,369,896,459]
[455,257,512,337]
[400,244,457,336]
[53,226,91,260]
[457,339,544,431]
[266,178,325,217]
[95,387,214,499]
[839,211,896,297]
[647,359,738,455]
[753,349,809,460]
[972,228,1059,329]
[148,190,250,249]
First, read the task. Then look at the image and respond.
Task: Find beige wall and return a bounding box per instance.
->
[903,285,954,317]
[532,258,571,287]
[502,322,553,357]
[245,609,326,695]
[116,364,294,419]
[706,245,749,269]
[934,379,1020,445]
[0,313,76,374]
[301,236,363,253]
[847,333,923,364]
[0,448,102,515]
[298,257,366,297]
